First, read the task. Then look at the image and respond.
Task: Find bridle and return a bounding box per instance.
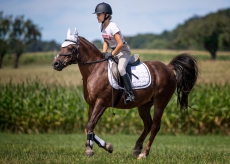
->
[55,39,79,65]
[55,38,109,65]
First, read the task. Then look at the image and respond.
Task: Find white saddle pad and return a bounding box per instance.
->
[108,59,151,90]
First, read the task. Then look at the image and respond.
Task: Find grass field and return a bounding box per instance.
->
[0,49,230,85]
[1,133,230,163]
[1,49,230,163]
[1,60,229,85]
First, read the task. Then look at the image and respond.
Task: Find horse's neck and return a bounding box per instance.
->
[78,39,105,79]
[79,37,103,61]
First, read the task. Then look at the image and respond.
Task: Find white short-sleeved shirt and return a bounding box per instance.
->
[100,21,125,48]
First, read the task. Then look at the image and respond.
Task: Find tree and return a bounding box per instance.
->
[175,9,230,60]
[25,40,60,52]
[0,12,11,68]
[9,16,41,68]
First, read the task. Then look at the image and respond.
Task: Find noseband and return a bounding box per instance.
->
[55,39,79,65]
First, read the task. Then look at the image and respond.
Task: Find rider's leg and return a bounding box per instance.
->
[121,73,135,103]
[117,51,135,103]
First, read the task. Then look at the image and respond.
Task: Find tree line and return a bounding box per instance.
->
[1,8,230,68]
[0,12,40,68]
[94,8,230,60]
[0,12,60,68]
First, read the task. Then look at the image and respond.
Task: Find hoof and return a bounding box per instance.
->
[85,149,94,157]
[137,153,146,159]
[105,143,113,153]
[133,150,141,157]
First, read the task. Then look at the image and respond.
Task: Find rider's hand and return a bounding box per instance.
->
[103,52,113,59]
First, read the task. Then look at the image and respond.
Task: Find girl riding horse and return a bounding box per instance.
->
[93,2,135,104]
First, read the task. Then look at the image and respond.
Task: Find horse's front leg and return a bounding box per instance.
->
[85,105,94,156]
[86,132,113,156]
[85,100,113,157]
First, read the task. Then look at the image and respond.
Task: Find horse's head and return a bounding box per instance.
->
[52,28,80,71]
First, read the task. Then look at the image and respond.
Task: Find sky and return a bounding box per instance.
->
[1,0,229,44]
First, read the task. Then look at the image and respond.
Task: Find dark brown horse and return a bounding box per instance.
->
[52,32,199,159]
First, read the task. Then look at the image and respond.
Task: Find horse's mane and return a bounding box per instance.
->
[79,36,102,55]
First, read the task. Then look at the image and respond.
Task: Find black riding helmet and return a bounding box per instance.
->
[93,2,113,31]
[93,2,112,15]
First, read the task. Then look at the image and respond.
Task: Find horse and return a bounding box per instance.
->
[52,28,199,159]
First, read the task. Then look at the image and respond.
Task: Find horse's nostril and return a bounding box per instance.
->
[53,61,59,68]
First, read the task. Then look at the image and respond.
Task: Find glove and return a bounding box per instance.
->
[104,52,113,59]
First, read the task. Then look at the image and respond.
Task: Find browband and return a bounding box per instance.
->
[65,39,79,45]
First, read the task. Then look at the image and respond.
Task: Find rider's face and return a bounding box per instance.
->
[97,13,104,23]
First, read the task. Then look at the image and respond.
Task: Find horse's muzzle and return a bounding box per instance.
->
[52,60,63,71]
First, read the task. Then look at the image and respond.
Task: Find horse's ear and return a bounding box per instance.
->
[67,28,71,38]
[74,28,78,37]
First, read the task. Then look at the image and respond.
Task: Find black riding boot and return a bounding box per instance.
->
[121,74,135,103]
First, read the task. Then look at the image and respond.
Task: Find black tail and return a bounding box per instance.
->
[168,53,199,110]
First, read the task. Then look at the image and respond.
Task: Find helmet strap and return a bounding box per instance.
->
[101,13,110,32]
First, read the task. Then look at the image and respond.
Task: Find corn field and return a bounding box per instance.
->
[0,81,229,135]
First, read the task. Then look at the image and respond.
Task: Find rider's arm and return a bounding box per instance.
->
[112,32,124,56]
[103,39,109,53]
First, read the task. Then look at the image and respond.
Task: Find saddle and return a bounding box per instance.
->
[111,54,140,84]
[108,54,151,106]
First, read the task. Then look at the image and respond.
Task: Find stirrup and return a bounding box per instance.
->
[124,94,135,104]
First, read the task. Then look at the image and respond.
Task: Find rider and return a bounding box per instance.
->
[93,2,135,104]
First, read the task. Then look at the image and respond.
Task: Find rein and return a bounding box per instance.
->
[83,58,107,64]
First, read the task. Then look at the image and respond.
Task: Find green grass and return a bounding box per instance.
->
[0,133,230,163]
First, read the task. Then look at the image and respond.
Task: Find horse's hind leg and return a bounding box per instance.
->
[133,101,153,156]
[138,93,172,159]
